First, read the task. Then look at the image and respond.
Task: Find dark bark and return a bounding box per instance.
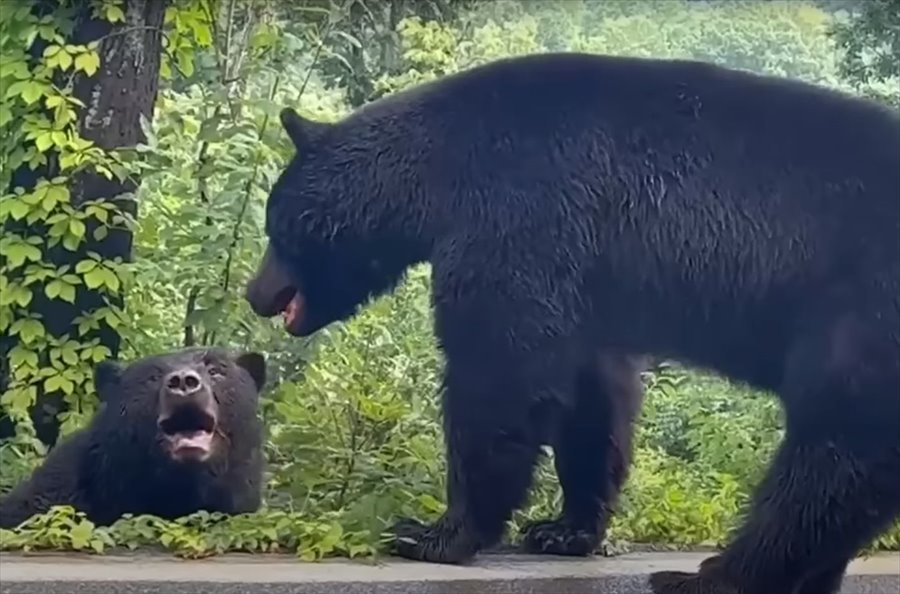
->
[0,0,167,446]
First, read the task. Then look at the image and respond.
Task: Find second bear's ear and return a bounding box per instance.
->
[235,352,267,392]
[94,360,122,402]
[280,108,328,151]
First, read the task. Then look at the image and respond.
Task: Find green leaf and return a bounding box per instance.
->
[69,520,94,549]
[20,81,45,104]
[6,198,31,220]
[58,50,74,70]
[102,267,120,292]
[105,5,126,23]
[45,279,62,300]
[76,259,98,273]
[60,342,80,365]
[69,218,86,239]
[176,48,194,77]
[44,373,75,395]
[11,318,45,343]
[83,268,105,289]
[62,232,82,251]
[2,241,42,268]
[0,104,12,127]
[74,51,101,76]
[9,346,39,370]
[0,386,36,414]
[35,132,54,152]
[4,80,28,99]
[91,345,111,362]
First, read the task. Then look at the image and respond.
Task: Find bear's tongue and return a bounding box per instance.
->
[172,430,213,453]
[281,293,304,329]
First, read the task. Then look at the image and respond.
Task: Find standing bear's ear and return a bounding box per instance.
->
[280,108,329,151]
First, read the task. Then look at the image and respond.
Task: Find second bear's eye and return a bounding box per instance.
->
[206,366,225,381]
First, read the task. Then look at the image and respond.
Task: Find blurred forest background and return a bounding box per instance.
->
[1,0,898,557]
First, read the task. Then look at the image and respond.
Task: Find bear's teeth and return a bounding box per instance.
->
[173,430,213,452]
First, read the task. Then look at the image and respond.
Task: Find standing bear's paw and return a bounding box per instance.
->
[649,571,739,594]
[650,556,740,594]
[518,518,600,557]
[389,515,480,564]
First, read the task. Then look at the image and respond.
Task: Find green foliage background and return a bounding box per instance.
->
[2,0,898,559]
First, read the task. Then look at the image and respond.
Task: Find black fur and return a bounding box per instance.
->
[0,347,267,528]
[246,52,900,594]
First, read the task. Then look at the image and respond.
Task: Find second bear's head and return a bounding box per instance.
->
[93,347,266,465]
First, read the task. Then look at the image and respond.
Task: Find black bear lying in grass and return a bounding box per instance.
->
[0,347,267,528]
[244,52,899,594]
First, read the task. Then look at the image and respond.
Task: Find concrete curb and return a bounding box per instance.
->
[0,551,897,593]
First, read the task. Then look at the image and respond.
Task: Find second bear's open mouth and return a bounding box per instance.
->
[158,405,217,461]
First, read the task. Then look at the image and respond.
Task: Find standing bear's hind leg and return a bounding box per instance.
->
[651,301,900,594]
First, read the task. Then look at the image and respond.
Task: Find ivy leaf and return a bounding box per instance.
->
[11,318,45,344]
[69,520,94,549]
[20,81,45,104]
[176,48,195,77]
[76,259,98,274]
[45,279,63,300]
[60,342,80,366]
[9,346,39,370]
[105,5,126,23]
[102,267,120,292]
[4,80,28,99]
[7,199,31,221]
[44,373,75,395]
[35,132,54,152]
[45,280,77,304]
[91,345,111,363]
[3,242,42,268]
[74,51,101,76]
[83,268,105,289]
[0,386,36,415]
[58,50,74,70]
[62,233,82,251]
[69,218,86,239]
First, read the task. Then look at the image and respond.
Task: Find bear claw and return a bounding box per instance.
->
[519,518,600,557]
[389,515,479,565]
[649,570,739,594]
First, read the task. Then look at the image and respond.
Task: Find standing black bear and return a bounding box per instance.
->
[244,52,900,594]
[0,347,267,528]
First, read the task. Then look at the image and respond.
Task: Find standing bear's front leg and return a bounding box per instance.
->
[390,269,583,564]
[520,352,645,557]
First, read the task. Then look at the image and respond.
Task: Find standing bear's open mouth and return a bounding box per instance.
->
[245,245,308,336]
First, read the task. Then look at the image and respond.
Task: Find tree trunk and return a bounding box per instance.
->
[1,0,167,446]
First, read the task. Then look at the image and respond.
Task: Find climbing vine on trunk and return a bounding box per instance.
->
[0,0,167,447]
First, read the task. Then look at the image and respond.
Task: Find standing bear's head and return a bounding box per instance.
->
[244,107,430,337]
